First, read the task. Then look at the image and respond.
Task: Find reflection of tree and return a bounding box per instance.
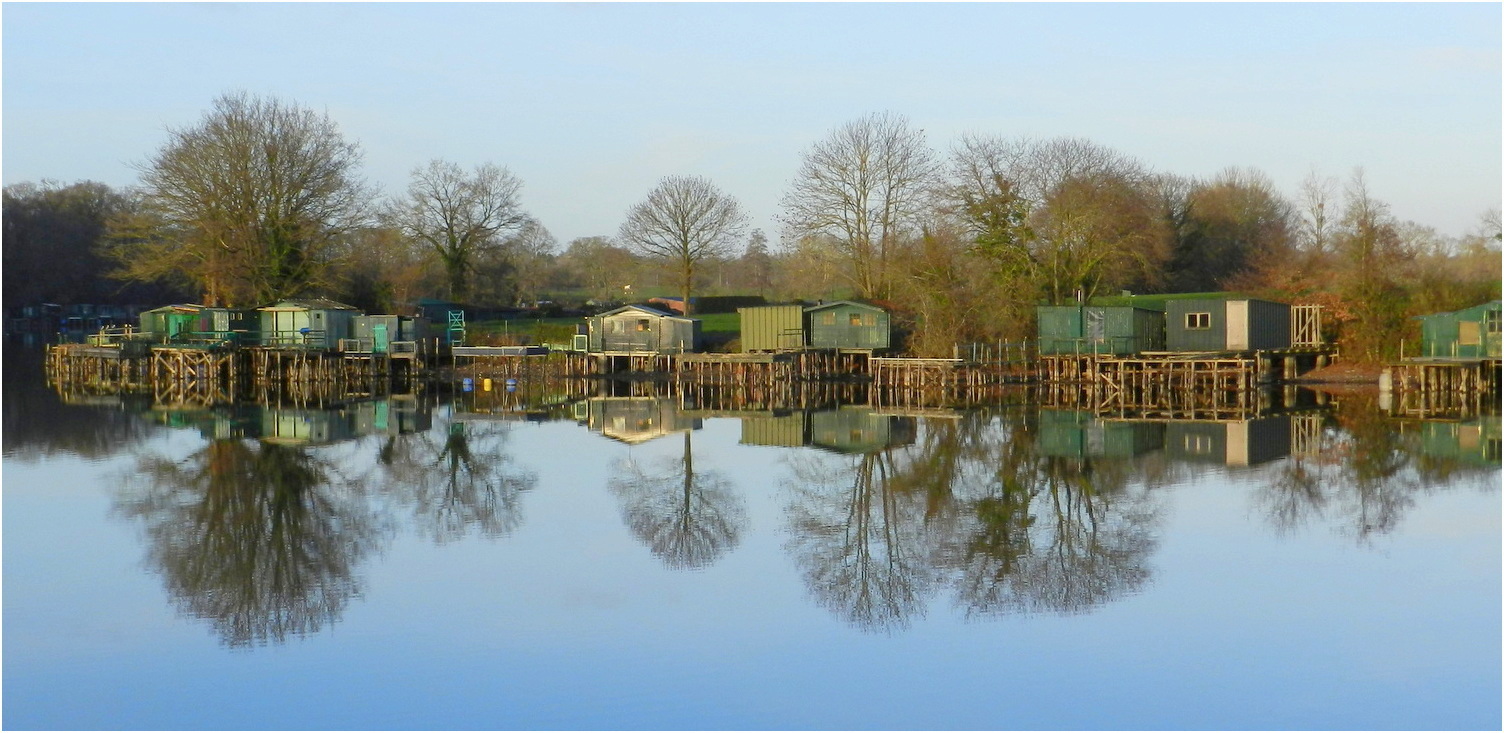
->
[937,414,1160,618]
[371,420,537,543]
[783,411,1163,631]
[784,448,936,633]
[1251,393,1497,542]
[115,440,381,647]
[609,432,745,569]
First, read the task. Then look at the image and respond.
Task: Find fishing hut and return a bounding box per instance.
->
[1035,303,1166,384]
[1411,301,1501,359]
[256,299,360,349]
[585,305,701,374]
[1037,305,1165,356]
[1382,300,1502,414]
[722,301,891,381]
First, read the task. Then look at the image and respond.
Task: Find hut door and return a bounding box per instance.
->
[373,323,389,353]
[1226,301,1250,350]
[1085,310,1105,348]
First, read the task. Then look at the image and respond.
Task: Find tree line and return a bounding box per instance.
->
[4,94,1498,361]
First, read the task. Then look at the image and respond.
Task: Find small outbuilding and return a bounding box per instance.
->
[586,305,702,354]
[257,299,362,349]
[1036,305,1165,356]
[803,301,891,351]
[1165,298,1291,352]
[1412,300,1501,359]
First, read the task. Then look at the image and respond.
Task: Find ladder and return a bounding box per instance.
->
[447,310,466,346]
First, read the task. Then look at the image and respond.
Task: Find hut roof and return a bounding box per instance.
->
[262,298,361,311]
[144,303,208,314]
[598,304,697,321]
[1412,300,1502,321]
[803,300,886,313]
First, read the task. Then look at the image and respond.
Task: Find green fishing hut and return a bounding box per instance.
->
[138,305,255,344]
[804,301,891,351]
[1412,301,1501,359]
[1036,306,1165,355]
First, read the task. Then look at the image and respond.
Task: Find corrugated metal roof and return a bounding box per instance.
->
[264,298,360,311]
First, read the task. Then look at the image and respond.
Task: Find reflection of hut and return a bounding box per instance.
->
[809,407,916,454]
[739,413,809,447]
[151,406,262,441]
[352,398,432,436]
[1036,306,1164,356]
[1165,298,1291,352]
[1412,301,1502,359]
[1164,416,1291,467]
[586,305,701,354]
[259,406,359,446]
[257,299,361,349]
[1037,410,1166,458]
[804,301,891,351]
[578,398,701,444]
[1412,417,1501,467]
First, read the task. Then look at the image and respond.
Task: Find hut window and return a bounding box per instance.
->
[1186,312,1211,330]
[849,313,863,326]
[821,312,835,326]
[636,319,651,332]
[1487,311,1500,335]
[1184,434,1213,454]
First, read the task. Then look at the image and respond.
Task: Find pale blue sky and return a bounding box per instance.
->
[4,3,1499,247]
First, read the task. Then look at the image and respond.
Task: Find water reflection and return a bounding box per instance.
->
[114,439,382,647]
[7,347,1496,645]
[782,409,1165,632]
[937,412,1161,620]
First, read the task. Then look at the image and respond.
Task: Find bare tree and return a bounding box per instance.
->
[781,112,939,300]
[1297,170,1340,255]
[618,175,747,316]
[388,159,529,302]
[111,92,368,307]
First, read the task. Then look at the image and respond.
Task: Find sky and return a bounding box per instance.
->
[3,3,1500,248]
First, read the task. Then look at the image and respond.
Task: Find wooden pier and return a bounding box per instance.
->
[1382,358,1501,419]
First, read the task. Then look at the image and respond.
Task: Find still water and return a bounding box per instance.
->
[4,348,1499,730]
